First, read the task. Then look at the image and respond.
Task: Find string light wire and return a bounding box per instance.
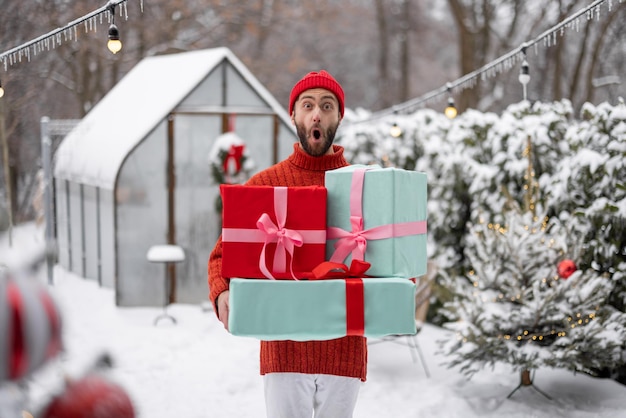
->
[346,0,622,125]
[0,0,143,71]
[0,0,621,110]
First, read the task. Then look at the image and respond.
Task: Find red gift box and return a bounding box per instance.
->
[220,185,327,279]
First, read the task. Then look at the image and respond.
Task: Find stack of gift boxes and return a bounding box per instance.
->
[220,165,427,341]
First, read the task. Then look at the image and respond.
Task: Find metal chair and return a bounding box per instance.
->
[368,261,437,377]
[146,245,185,325]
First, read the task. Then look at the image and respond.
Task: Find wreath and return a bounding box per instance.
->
[209,132,255,214]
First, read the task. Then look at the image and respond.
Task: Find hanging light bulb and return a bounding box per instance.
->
[0,80,4,98]
[107,5,122,54]
[444,83,457,119]
[445,97,457,119]
[390,122,402,138]
[107,23,122,54]
[389,109,403,137]
[518,60,530,85]
[518,46,530,101]
[519,59,530,101]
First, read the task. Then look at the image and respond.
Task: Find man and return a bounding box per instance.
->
[208,70,366,418]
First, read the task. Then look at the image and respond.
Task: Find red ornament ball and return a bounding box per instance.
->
[1,273,63,382]
[557,259,577,279]
[42,374,135,418]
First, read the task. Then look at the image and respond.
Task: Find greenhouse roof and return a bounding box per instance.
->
[53,47,290,190]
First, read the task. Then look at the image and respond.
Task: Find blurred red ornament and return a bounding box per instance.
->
[557,259,577,279]
[1,272,63,382]
[42,374,135,418]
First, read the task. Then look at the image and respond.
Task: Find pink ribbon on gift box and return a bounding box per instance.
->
[221,187,326,280]
[327,168,427,264]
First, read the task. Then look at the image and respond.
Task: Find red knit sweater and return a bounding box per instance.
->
[208,143,367,381]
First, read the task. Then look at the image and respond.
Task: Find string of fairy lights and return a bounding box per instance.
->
[0,0,144,96]
[349,0,623,128]
[455,310,599,343]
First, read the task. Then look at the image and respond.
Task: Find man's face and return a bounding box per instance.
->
[291,88,342,157]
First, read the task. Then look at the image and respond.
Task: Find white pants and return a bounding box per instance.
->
[264,373,361,418]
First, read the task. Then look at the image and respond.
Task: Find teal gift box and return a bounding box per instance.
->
[228,278,416,341]
[325,165,428,278]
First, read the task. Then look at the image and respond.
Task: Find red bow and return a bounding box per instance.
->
[311,259,371,280]
[223,144,245,174]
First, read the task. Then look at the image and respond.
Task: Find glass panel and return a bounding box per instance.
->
[182,66,223,107]
[225,63,269,108]
[54,178,70,270]
[99,188,115,289]
[234,115,274,172]
[174,114,222,303]
[68,181,84,276]
[277,123,298,162]
[83,185,98,282]
[116,121,168,306]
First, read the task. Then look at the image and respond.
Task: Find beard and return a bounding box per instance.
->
[295,122,338,157]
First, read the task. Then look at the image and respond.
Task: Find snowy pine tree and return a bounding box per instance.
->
[546,99,626,309]
[438,206,626,387]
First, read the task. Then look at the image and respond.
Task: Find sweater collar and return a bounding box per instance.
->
[288,143,349,171]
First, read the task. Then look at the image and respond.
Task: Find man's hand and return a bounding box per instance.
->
[216,290,230,331]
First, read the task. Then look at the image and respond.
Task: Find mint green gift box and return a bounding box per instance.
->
[228,278,416,341]
[325,165,428,278]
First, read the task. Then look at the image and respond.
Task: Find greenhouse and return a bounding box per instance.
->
[53,47,296,306]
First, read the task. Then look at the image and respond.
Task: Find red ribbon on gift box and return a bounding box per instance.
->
[311,260,371,336]
[345,279,365,336]
[327,168,427,264]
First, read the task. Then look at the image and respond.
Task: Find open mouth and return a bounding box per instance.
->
[312,129,321,140]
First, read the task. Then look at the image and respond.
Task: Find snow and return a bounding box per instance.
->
[572,148,607,174]
[2,223,626,418]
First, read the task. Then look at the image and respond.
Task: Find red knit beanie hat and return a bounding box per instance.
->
[289,70,345,117]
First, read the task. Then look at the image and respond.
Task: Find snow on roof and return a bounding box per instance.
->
[53,47,290,190]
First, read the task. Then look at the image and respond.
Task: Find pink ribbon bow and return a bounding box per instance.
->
[256,187,304,279]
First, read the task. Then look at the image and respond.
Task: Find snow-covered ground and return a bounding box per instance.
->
[2,222,626,417]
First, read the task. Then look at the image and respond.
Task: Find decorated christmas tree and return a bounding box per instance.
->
[437,122,626,394]
[439,204,626,391]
